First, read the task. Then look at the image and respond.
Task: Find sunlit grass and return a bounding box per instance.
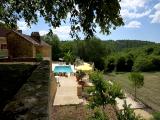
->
[105,72,160,112]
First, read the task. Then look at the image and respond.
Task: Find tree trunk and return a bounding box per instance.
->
[135,81,137,100]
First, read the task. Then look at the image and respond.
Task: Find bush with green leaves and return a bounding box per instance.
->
[116,56,126,72]
[150,56,160,71]
[88,70,124,109]
[117,100,143,120]
[88,107,108,120]
[152,112,160,120]
[35,53,43,62]
[75,70,86,81]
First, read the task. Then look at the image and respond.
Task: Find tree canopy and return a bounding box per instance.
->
[42,32,61,61]
[0,0,124,38]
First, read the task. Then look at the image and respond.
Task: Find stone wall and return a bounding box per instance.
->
[0,37,8,57]
[36,45,52,60]
[2,60,57,120]
[49,73,57,120]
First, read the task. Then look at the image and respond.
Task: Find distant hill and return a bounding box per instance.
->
[103,40,156,52]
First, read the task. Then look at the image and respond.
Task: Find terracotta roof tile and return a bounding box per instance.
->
[14,31,51,47]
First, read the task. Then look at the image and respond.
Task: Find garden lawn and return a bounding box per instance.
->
[105,72,160,112]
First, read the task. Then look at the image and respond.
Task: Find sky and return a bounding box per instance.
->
[17,0,160,43]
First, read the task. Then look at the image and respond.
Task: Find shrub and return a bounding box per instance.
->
[116,56,126,72]
[125,54,134,72]
[144,47,154,55]
[117,100,143,120]
[88,70,124,109]
[88,107,108,120]
[104,56,116,72]
[150,56,160,71]
[153,112,160,120]
[36,53,43,62]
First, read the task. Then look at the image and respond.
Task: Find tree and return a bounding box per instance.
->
[42,32,61,61]
[0,21,17,29]
[84,38,107,70]
[60,41,74,57]
[128,72,144,99]
[88,70,124,109]
[63,51,75,64]
[104,56,116,72]
[0,0,124,38]
[116,56,126,72]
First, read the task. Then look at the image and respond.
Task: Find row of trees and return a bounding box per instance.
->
[104,45,160,72]
[42,33,158,71]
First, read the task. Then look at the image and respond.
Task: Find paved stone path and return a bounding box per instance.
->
[116,94,145,110]
[53,76,83,105]
[116,94,153,120]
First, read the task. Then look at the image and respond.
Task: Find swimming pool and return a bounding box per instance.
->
[53,65,73,73]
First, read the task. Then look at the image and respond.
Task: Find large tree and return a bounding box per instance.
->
[0,0,124,38]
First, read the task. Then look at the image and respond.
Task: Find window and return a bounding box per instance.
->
[1,44,7,50]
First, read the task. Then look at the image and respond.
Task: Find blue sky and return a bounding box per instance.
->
[18,0,160,42]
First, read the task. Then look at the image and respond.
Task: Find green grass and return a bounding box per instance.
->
[104,72,160,112]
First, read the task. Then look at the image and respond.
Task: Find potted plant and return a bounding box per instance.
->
[76,70,86,82]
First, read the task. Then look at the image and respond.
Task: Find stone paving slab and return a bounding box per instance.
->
[53,76,83,106]
[116,94,145,110]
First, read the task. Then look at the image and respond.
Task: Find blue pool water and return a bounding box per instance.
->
[53,66,73,73]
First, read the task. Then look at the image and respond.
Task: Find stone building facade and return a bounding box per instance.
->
[0,29,51,60]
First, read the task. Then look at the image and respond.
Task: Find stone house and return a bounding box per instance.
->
[0,29,51,60]
[0,29,8,58]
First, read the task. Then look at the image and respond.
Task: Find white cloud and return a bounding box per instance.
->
[17,21,29,31]
[125,21,142,28]
[39,30,48,36]
[53,26,70,34]
[149,11,160,23]
[52,26,71,40]
[154,2,160,10]
[120,0,149,11]
[120,0,151,22]
[149,2,160,23]
[121,9,151,19]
